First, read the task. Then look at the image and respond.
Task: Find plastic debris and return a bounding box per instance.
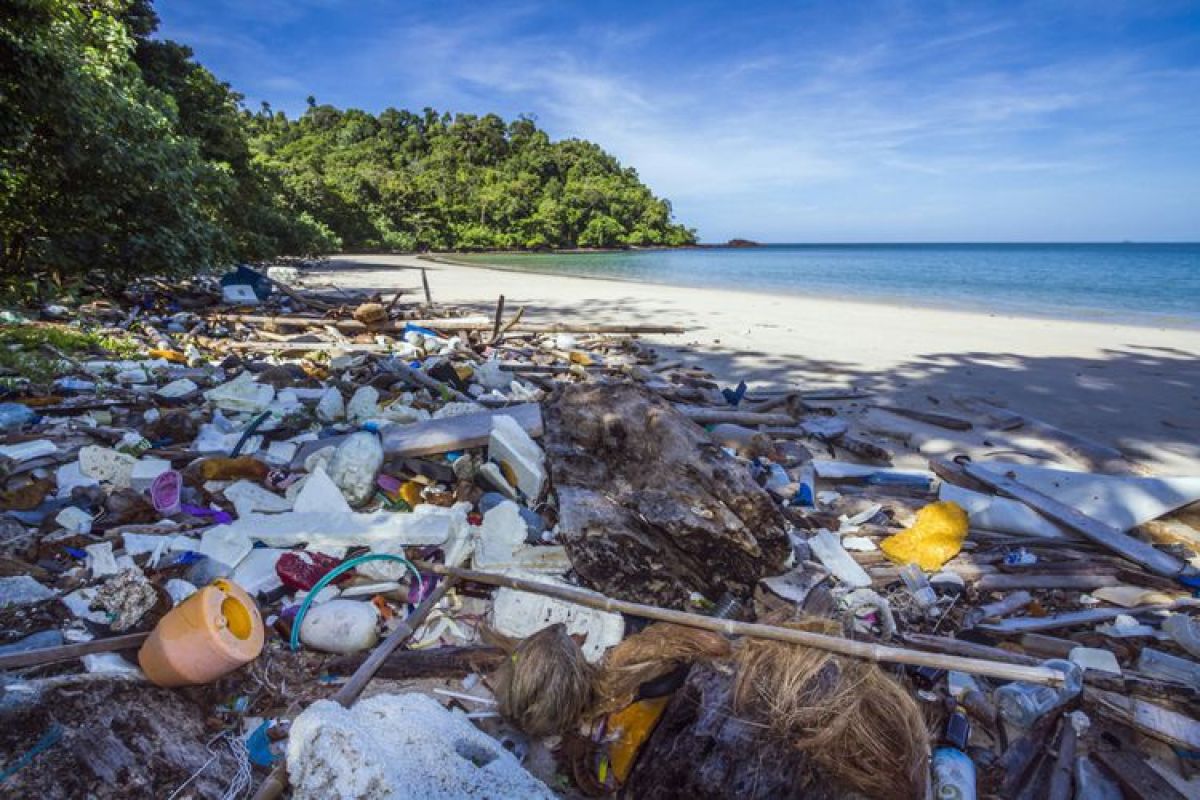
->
[880,501,968,572]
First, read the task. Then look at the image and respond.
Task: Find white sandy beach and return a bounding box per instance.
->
[312,253,1200,474]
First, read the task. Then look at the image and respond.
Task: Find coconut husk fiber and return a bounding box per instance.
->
[490,623,595,737]
[591,623,732,718]
[732,617,929,800]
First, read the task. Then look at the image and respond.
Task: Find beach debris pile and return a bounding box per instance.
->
[1,263,1199,799]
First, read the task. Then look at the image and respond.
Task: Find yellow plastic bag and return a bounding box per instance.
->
[880,501,968,572]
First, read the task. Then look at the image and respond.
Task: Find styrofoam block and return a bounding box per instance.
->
[472,501,528,570]
[292,466,352,514]
[488,415,546,500]
[197,525,253,568]
[225,480,294,518]
[78,445,137,488]
[491,571,624,662]
[131,458,172,492]
[231,548,286,596]
[286,693,555,800]
[210,505,460,550]
[0,439,57,463]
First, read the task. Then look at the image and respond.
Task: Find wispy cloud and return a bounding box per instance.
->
[157,0,1200,240]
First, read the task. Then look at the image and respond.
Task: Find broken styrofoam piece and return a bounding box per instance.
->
[85,541,123,577]
[55,461,99,498]
[327,432,384,507]
[287,693,555,800]
[56,506,93,535]
[473,359,510,390]
[841,535,878,552]
[266,440,299,466]
[0,576,56,608]
[346,386,380,423]
[197,525,253,569]
[299,599,379,654]
[1095,613,1160,638]
[472,501,529,571]
[433,402,485,419]
[214,504,463,550]
[230,548,285,596]
[960,463,1200,536]
[224,480,294,518]
[122,532,198,558]
[1069,646,1122,676]
[292,466,353,514]
[79,445,137,488]
[156,378,198,398]
[492,571,624,662]
[204,372,275,413]
[838,503,883,533]
[489,415,546,500]
[0,439,57,463]
[61,587,108,624]
[808,529,872,588]
[315,387,345,423]
[82,652,143,675]
[812,460,934,483]
[165,579,198,605]
[357,504,474,580]
[130,458,172,492]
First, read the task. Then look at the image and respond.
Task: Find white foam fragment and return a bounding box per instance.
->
[204,372,275,413]
[86,542,121,577]
[211,504,460,550]
[225,480,294,518]
[130,458,172,491]
[808,529,872,588]
[0,439,57,463]
[292,466,352,514]
[472,501,528,570]
[78,445,137,488]
[0,576,56,608]
[287,693,554,800]
[1070,646,1122,675]
[55,461,100,498]
[56,506,93,535]
[197,525,253,568]
[231,548,286,596]
[491,571,624,662]
[488,415,546,500]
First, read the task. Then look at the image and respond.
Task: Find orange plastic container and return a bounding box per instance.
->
[138,579,265,687]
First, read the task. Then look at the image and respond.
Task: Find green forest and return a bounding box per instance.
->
[0,0,695,297]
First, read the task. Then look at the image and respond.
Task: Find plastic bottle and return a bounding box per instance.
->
[326,431,384,507]
[898,563,937,610]
[931,706,976,800]
[138,578,264,687]
[994,659,1083,728]
[0,403,35,431]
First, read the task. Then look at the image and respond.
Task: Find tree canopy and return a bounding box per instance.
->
[0,0,694,297]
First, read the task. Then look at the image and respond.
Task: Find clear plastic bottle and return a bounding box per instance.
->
[898,563,937,610]
[994,659,1083,728]
[326,431,384,507]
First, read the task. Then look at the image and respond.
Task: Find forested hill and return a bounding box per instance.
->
[248,106,697,252]
[0,1,694,299]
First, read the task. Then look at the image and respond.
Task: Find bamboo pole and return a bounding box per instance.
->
[210,313,688,335]
[249,576,458,800]
[673,405,797,426]
[0,632,149,671]
[420,563,1068,686]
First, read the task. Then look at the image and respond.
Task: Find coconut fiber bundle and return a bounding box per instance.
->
[732,617,929,800]
[591,623,732,718]
[491,624,595,737]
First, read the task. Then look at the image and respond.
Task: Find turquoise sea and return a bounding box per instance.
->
[456,243,1200,327]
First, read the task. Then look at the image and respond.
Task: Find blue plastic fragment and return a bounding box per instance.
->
[246,721,278,767]
[721,381,748,407]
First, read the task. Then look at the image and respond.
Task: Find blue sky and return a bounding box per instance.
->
[156,0,1200,243]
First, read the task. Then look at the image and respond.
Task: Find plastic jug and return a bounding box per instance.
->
[138,578,264,687]
[994,659,1082,728]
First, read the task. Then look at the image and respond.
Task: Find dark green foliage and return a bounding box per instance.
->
[0,0,692,300]
[247,108,697,251]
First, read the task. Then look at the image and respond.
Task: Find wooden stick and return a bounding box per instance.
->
[673,405,797,426]
[490,295,505,342]
[871,404,973,431]
[210,313,687,335]
[941,458,1185,577]
[382,359,473,403]
[0,632,149,671]
[420,268,432,306]
[420,563,1068,686]
[975,602,1188,634]
[249,576,459,800]
[1047,717,1078,800]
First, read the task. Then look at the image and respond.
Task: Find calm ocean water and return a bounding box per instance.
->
[457,244,1200,327]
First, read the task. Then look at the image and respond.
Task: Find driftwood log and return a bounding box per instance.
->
[622,663,835,800]
[544,383,791,607]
